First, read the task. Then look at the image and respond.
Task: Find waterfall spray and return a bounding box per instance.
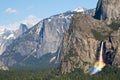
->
[89,41,106,75]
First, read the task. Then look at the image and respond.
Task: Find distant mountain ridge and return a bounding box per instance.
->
[0,24,29,56]
[0,8,95,68]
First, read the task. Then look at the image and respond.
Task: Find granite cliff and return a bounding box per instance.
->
[60,0,120,74]
[94,0,120,24]
[0,8,94,67]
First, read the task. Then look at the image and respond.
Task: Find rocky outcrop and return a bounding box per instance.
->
[94,0,120,24]
[16,23,28,37]
[60,13,120,74]
[0,61,9,70]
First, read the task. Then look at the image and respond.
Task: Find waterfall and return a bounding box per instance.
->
[89,41,106,75]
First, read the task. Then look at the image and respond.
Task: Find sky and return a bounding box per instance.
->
[0,0,98,29]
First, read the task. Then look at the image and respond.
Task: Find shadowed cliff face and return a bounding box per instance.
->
[94,0,120,24]
[60,13,120,74]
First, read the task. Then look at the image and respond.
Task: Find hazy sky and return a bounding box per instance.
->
[0,0,98,26]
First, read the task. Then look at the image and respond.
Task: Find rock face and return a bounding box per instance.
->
[0,24,29,56]
[60,0,120,74]
[1,14,71,67]
[60,13,120,74]
[94,0,120,24]
[16,23,28,37]
[0,9,95,67]
[0,11,73,67]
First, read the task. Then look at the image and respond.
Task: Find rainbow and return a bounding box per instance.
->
[89,41,106,75]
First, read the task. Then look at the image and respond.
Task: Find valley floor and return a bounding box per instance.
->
[0,66,120,80]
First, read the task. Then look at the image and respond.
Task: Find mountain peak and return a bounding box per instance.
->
[18,23,28,35]
[73,7,87,12]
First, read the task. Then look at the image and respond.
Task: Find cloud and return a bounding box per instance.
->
[0,15,40,30]
[22,15,40,27]
[5,8,17,14]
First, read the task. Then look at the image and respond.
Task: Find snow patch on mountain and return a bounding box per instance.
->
[73,7,87,12]
[5,34,15,40]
